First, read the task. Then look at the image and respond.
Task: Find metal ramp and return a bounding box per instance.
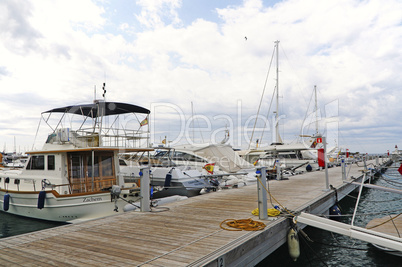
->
[295,212,402,252]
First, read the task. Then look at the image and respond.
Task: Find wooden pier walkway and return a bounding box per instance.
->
[0,160,389,266]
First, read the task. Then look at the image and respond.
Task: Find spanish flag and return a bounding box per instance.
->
[140,116,148,127]
[310,140,317,148]
[203,163,215,174]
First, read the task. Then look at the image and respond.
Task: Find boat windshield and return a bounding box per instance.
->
[153,150,207,163]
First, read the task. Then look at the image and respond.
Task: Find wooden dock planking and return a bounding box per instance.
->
[0,248,58,267]
[0,159,391,266]
[7,245,79,266]
[26,237,123,266]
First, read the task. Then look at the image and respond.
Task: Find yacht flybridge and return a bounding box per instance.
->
[0,100,153,222]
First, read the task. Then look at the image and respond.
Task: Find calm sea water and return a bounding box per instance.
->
[258,163,402,266]
[1,165,401,266]
[0,212,64,238]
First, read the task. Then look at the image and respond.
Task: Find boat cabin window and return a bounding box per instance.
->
[101,156,113,176]
[154,151,169,158]
[172,151,187,160]
[172,152,207,162]
[153,150,207,163]
[185,154,208,163]
[26,155,45,170]
[68,152,115,193]
[86,155,99,178]
[48,155,55,170]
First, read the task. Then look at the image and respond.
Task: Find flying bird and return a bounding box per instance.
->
[245,36,247,40]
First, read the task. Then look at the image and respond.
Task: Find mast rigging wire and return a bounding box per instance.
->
[248,43,276,149]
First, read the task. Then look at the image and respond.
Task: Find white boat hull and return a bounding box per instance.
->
[0,190,133,223]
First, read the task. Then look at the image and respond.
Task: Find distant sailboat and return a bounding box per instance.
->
[239,41,320,171]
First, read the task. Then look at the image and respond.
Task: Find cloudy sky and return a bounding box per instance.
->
[1,0,401,154]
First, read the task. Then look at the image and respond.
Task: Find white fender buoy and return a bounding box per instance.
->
[123,203,138,212]
[287,228,300,261]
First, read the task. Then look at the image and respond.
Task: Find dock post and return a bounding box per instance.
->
[140,167,151,212]
[257,167,268,220]
[341,159,346,180]
[276,159,281,180]
[363,156,367,171]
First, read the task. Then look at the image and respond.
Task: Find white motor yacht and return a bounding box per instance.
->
[0,100,153,222]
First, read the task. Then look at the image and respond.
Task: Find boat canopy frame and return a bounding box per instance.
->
[42,101,150,117]
[38,101,151,149]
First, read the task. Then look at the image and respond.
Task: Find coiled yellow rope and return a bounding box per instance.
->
[220,218,266,231]
[256,175,297,218]
[251,208,281,217]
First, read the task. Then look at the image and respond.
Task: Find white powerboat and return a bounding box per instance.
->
[391,145,402,161]
[121,144,257,198]
[0,100,153,222]
[1,152,28,168]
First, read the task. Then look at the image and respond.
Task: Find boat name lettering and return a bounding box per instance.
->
[83,197,102,202]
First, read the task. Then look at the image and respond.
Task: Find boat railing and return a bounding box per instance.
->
[0,177,70,195]
[46,127,150,148]
[2,175,120,196]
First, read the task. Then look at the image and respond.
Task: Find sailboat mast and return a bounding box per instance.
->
[275,40,280,144]
[314,85,319,136]
[191,101,194,142]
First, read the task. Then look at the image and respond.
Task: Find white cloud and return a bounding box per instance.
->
[135,0,182,28]
[0,0,401,153]
[0,0,42,54]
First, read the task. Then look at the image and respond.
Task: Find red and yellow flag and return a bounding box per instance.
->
[203,163,215,174]
[140,116,148,127]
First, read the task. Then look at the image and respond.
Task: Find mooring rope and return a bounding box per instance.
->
[256,175,297,217]
[220,218,266,231]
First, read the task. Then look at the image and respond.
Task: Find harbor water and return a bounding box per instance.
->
[1,164,401,266]
[0,212,64,239]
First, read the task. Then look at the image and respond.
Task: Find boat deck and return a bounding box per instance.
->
[366,214,402,238]
[0,159,391,266]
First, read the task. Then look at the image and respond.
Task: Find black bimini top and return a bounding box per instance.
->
[42,102,150,117]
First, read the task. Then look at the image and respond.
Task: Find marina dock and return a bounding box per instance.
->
[0,159,392,266]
